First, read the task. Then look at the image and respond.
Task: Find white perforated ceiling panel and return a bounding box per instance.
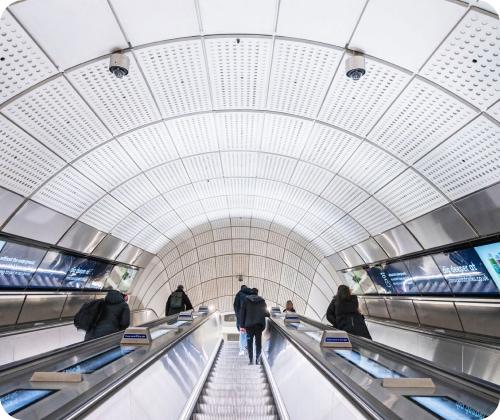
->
[80,194,130,232]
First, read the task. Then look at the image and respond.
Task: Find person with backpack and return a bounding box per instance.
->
[239,288,269,365]
[233,284,253,356]
[165,285,193,316]
[75,289,130,341]
[326,285,371,339]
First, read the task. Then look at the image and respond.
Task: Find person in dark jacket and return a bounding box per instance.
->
[85,290,130,341]
[165,285,193,316]
[282,300,296,313]
[240,288,269,365]
[326,285,371,339]
[234,285,253,355]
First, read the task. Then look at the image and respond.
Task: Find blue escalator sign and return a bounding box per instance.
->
[123,333,147,339]
[325,337,350,343]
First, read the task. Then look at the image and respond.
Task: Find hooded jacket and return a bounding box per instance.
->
[240,294,269,329]
[326,295,371,339]
[85,290,130,340]
[165,288,193,316]
[233,287,253,328]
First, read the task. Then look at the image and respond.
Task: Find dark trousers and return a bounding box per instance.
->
[246,326,264,361]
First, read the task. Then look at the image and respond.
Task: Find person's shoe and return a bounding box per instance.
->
[248,360,253,365]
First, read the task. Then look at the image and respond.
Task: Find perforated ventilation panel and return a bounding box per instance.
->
[319,57,411,136]
[350,197,400,235]
[307,197,344,225]
[0,115,64,196]
[73,140,141,191]
[216,112,265,150]
[131,225,168,253]
[112,212,149,242]
[182,153,223,182]
[205,36,273,109]
[0,11,57,104]
[421,10,500,109]
[135,40,211,118]
[300,123,361,172]
[67,54,160,135]
[166,114,219,157]
[369,79,477,164]
[320,176,369,212]
[339,142,407,194]
[80,194,130,232]
[3,77,111,161]
[415,116,500,200]
[32,167,105,218]
[118,122,179,170]
[331,215,369,248]
[147,160,191,193]
[268,39,342,118]
[260,113,312,157]
[487,100,500,122]
[290,162,334,195]
[111,174,159,210]
[375,169,448,222]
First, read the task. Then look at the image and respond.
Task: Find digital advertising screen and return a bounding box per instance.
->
[343,269,377,294]
[0,241,46,288]
[367,266,395,294]
[432,249,498,295]
[117,266,138,293]
[374,262,419,295]
[474,242,500,292]
[406,256,452,294]
[62,258,98,289]
[85,261,113,290]
[29,251,75,288]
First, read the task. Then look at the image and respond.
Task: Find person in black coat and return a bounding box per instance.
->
[165,285,193,316]
[326,285,371,339]
[85,290,130,341]
[240,288,269,365]
[234,285,253,355]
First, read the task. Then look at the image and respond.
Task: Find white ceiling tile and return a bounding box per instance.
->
[369,79,477,164]
[421,9,500,109]
[0,11,57,104]
[32,167,105,218]
[257,154,296,183]
[112,212,148,242]
[375,169,448,222]
[350,197,399,235]
[12,0,127,70]
[487,100,500,122]
[221,151,259,177]
[147,160,191,193]
[300,123,361,172]
[0,115,64,196]
[298,213,330,236]
[118,122,179,170]
[110,0,199,46]
[201,196,228,212]
[308,197,344,225]
[72,140,141,191]
[111,174,159,210]
[135,195,172,223]
[268,39,342,118]
[194,178,226,198]
[177,201,205,220]
[319,57,411,136]
[260,114,312,158]
[321,177,369,212]
[290,162,334,195]
[415,116,500,200]
[67,54,160,135]
[3,77,111,161]
[131,224,167,253]
[340,142,407,194]
[350,0,466,71]
[334,215,369,247]
[152,210,184,233]
[206,36,273,109]
[199,0,277,35]
[80,194,130,232]
[163,184,198,207]
[281,185,317,209]
[183,153,223,182]
[216,112,265,150]
[166,114,219,157]
[136,40,211,118]
[277,0,366,47]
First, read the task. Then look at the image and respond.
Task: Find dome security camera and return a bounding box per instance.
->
[345,54,366,81]
[109,52,130,78]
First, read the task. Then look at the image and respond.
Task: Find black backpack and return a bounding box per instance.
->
[170,291,184,310]
[74,299,105,331]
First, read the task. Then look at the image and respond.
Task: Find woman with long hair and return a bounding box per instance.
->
[326,285,371,339]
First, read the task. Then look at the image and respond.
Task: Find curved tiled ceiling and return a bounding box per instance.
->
[0,0,499,261]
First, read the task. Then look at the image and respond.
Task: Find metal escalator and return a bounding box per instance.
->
[192,341,278,420]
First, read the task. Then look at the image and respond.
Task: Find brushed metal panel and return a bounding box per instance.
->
[374,225,422,258]
[354,238,388,263]
[116,244,143,265]
[133,251,154,268]
[364,298,390,319]
[455,183,500,236]
[326,253,348,270]
[60,294,95,318]
[462,343,500,385]
[17,294,67,324]
[58,221,106,254]
[92,234,127,260]
[3,201,75,245]
[455,302,500,338]
[0,295,25,326]
[385,298,419,324]
[357,297,369,315]
[338,247,364,267]
[406,205,477,249]
[412,300,463,331]
[0,187,24,227]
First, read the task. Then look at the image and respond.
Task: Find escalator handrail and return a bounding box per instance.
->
[297,314,500,400]
[267,317,399,420]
